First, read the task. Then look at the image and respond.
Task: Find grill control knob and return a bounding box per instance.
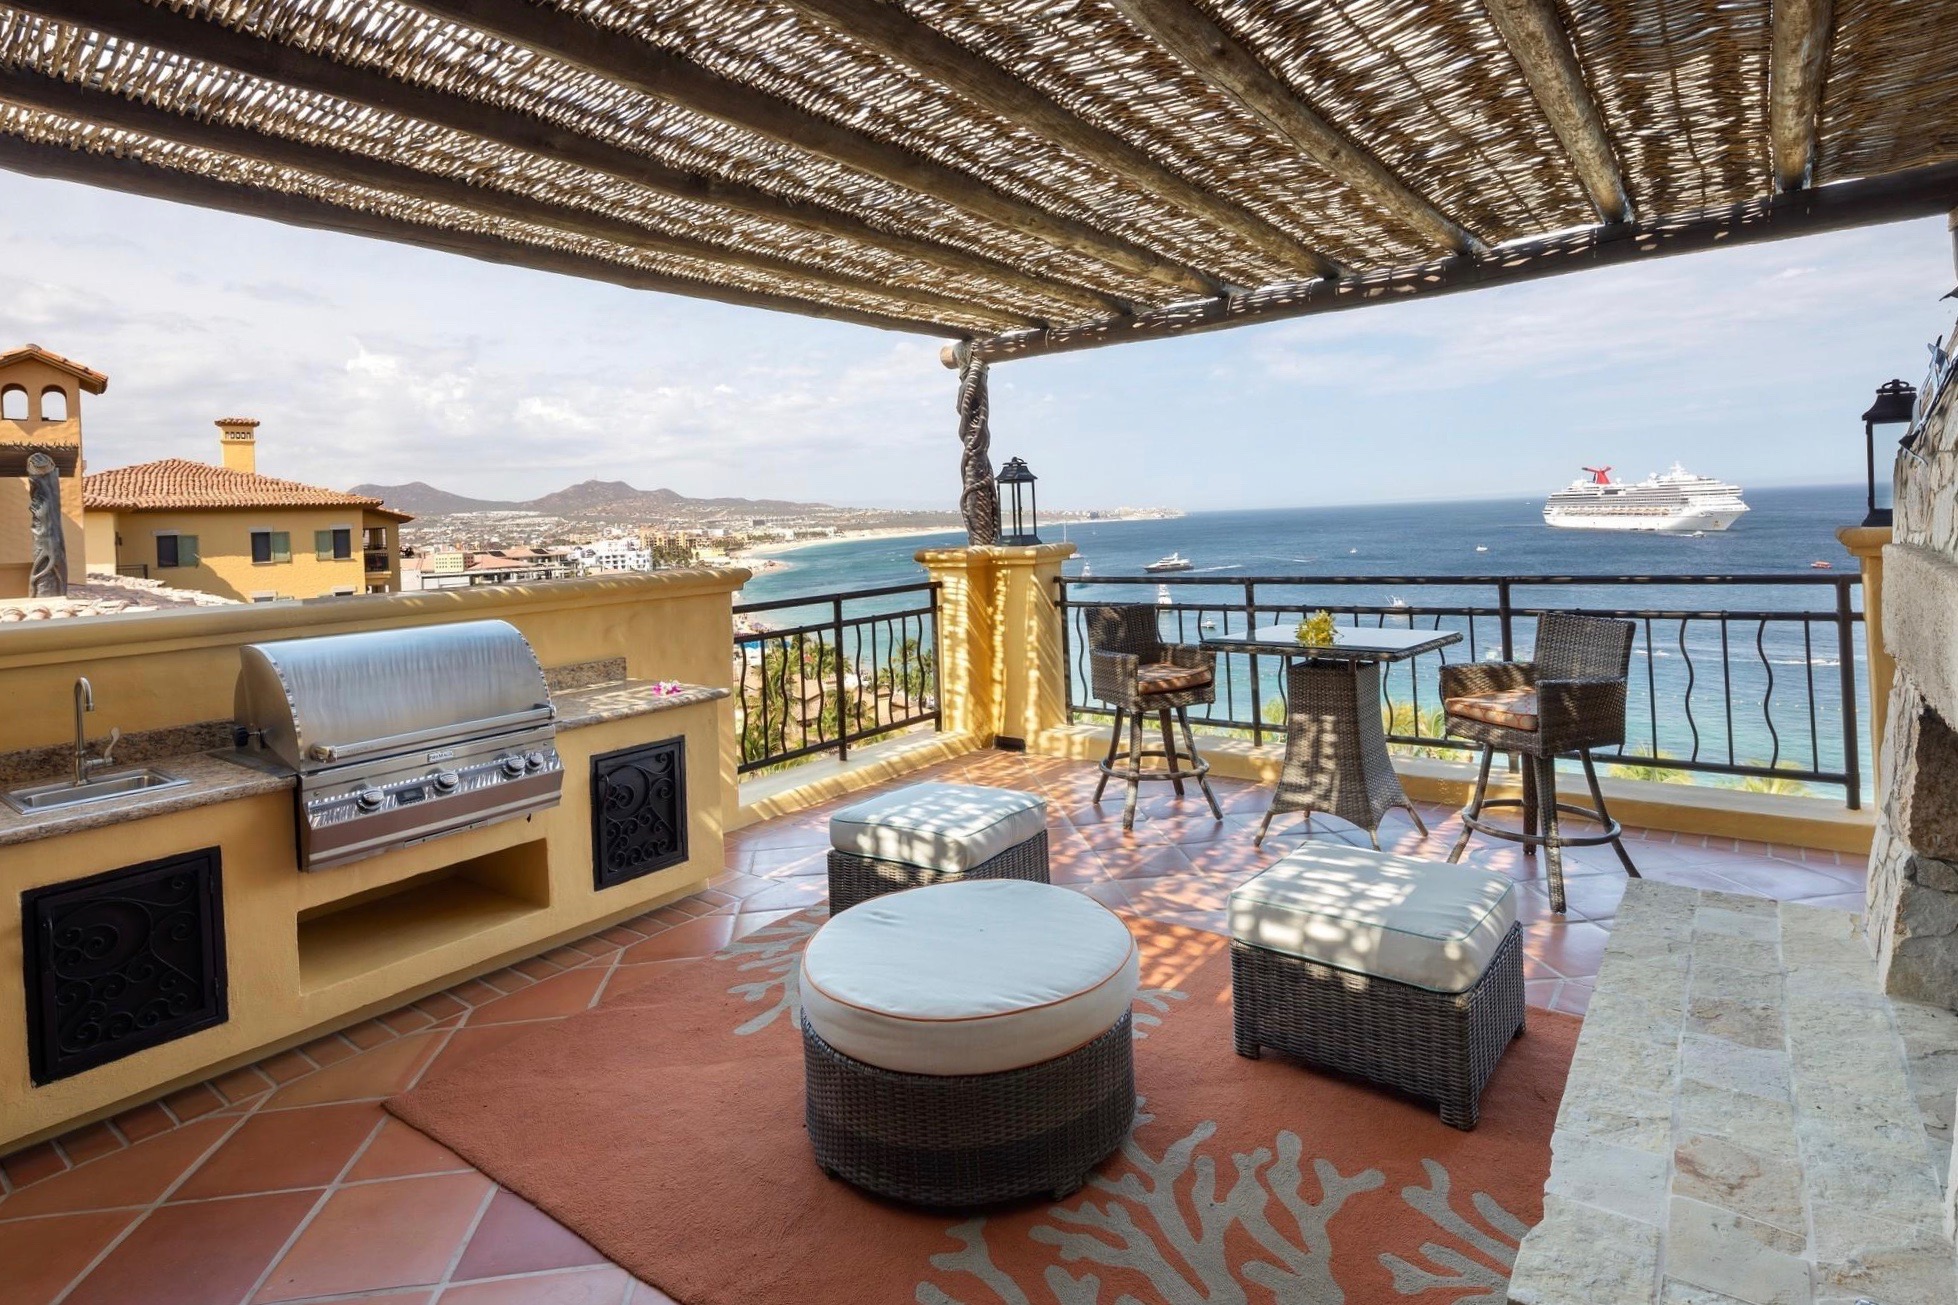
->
[499,755,526,779]
[525,751,548,772]
[355,786,386,812]
[432,770,461,793]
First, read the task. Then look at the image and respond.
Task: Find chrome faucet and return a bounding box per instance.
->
[72,677,120,786]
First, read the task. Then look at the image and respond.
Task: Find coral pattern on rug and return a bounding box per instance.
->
[390,910,1576,1305]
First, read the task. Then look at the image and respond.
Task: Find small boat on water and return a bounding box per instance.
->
[1145,552,1194,573]
[1811,560,1834,569]
[1156,584,1173,606]
[1474,545,1489,552]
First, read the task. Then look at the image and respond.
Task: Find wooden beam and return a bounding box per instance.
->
[1109,0,1490,258]
[1481,0,1633,223]
[412,0,1220,296]
[773,0,1340,280]
[0,134,966,337]
[1770,0,1836,192]
[16,0,1122,321]
[961,161,1958,363]
[0,67,1030,330]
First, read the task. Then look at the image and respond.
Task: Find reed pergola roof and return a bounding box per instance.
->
[2,0,1955,360]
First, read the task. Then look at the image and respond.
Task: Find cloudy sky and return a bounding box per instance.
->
[2,170,1952,511]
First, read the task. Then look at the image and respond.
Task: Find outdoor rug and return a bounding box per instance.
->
[387,910,1578,1304]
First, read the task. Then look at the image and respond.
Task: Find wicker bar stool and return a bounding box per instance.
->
[1086,605,1223,831]
[1441,613,1641,914]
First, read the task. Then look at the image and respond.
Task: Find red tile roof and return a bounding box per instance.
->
[0,344,109,393]
[83,458,412,519]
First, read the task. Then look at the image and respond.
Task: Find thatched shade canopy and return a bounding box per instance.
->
[1,0,1955,359]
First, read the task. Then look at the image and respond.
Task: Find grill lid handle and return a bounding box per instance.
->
[305,704,557,763]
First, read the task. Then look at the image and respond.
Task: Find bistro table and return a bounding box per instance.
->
[1200,624,1463,847]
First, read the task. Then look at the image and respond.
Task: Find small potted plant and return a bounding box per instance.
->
[1295,609,1338,647]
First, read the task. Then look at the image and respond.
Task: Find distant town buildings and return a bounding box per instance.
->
[0,342,1175,618]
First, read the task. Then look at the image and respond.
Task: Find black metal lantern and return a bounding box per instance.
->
[1861,379,1917,527]
[995,457,1039,545]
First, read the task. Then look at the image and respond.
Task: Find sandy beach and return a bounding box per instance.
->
[735,524,964,565]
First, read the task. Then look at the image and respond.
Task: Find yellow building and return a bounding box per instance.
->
[0,344,108,597]
[83,418,411,601]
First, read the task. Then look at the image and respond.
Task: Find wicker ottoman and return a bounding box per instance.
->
[826,782,1049,913]
[799,879,1138,1207]
[1228,845,1523,1130]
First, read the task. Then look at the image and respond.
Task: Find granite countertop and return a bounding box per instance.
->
[552,680,728,730]
[0,749,294,850]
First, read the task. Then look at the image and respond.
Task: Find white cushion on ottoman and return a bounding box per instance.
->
[829,782,1047,873]
[1228,845,1515,994]
[800,879,1138,1076]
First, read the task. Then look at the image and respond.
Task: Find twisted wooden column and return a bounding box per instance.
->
[26,450,67,598]
[954,340,999,545]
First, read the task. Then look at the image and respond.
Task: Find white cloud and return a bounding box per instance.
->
[0,170,1949,512]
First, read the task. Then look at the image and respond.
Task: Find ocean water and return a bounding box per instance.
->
[739,484,1873,800]
[740,484,1864,604]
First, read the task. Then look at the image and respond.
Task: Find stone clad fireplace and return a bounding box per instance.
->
[1866,314,1958,1007]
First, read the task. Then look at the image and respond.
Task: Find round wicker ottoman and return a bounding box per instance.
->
[798,879,1138,1207]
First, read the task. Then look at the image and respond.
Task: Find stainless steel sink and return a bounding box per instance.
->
[2,768,189,814]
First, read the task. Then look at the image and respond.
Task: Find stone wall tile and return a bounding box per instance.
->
[1544,1132,1668,1226]
[1672,1133,1807,1239]
[1695,906,1781,941]
[1682,1034,1793,1104]
[1664,1196,1812,1304]
[1567,1028,1680,1097]
[1507,1194,1662,1305]
[1554,1078,1674,1154]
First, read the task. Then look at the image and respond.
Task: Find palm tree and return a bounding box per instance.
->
[1607,748,1676,783]
[1736,762,1810,797]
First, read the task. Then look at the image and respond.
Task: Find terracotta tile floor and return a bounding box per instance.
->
[0,753,1869,1305]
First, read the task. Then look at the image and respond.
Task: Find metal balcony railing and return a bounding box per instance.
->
[1056,573,1869,807]
[733,582,941,773]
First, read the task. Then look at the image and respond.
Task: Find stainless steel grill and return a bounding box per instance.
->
[234,620,563,870]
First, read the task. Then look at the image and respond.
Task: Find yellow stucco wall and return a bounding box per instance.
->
[0,357,88,598]
[82,510,117,572]
[0,568,748,1149]
[99,505,393,601]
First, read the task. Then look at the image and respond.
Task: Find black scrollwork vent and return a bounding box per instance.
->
[591,737,689,890]
[23,848,228,1086]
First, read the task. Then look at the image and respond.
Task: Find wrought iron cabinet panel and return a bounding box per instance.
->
[590,737,689,891]
[22,847,228,1085]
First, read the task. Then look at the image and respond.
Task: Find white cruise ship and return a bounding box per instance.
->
[1542,464,1749,533]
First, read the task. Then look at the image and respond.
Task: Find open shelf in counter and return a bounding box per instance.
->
[297,840,551,992]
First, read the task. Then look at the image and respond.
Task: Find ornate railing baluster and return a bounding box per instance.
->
[1757,619,1784,770]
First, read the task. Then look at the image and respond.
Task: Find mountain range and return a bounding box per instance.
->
[349,479,858,520]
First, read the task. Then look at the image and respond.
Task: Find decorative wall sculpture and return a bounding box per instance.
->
[25,449,67,598]
[591,737,689,889]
